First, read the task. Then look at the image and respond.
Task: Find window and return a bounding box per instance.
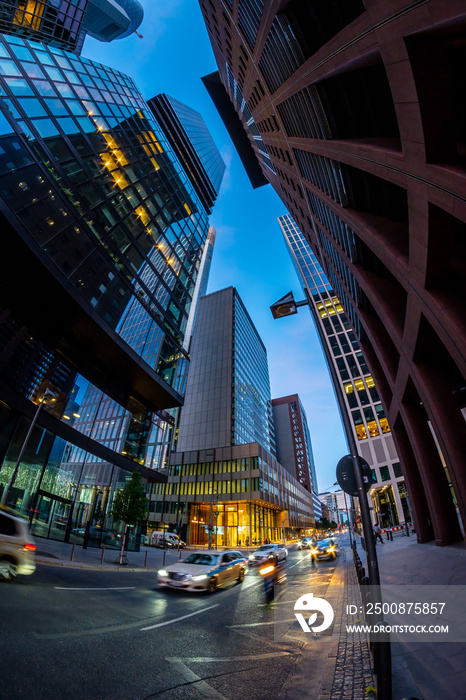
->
[379,466,390,482]
[352,410,367,440]
[344,382,358,409]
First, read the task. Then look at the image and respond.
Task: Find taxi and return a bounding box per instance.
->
[157,550,248,594]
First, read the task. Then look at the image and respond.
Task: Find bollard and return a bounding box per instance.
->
[179,548,182,561]
[163,549,166,567]
[389,530,393,541]
[144,550,148,567]
[101,546,105,565]
[70,541,75,561]
[406,522,410,537]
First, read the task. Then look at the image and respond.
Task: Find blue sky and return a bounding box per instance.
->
[84,0,347,492]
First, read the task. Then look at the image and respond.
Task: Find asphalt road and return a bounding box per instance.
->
[0,544,344,700]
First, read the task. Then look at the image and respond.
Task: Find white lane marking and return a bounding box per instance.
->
[166,658,227,699]
[182,652,292,662]
[229,619,296,628]
[54,586,135,591]
[141,604,219,631]
[288,553,311,569]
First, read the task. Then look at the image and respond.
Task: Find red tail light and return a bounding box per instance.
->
[24,543,36,551]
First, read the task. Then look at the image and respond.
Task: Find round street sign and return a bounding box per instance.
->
[336,455,372,497]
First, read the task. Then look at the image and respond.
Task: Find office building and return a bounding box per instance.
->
[176,287,276,455]
[0,26,220,545]
[148,287,315,545]
[0,0,143,52]
[148,94,226,214]
[198,0,466,545]
[271,394,317,492]
[279,214,410,528]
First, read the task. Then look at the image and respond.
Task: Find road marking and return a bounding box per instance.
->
[141,604,219,631]
[166,658,227,699]
[288,553,311,569]
[54,586,135,591]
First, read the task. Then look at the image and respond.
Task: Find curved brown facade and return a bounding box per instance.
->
[199,0,466,545]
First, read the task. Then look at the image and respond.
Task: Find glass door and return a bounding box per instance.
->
[30,492,72,542]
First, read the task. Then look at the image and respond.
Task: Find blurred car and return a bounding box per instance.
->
[297,537,314,550]
[0,509,36,580]
[71,526,118,546]
[311,538,338,561]
[248,543,287,566]
[158,551,248,593]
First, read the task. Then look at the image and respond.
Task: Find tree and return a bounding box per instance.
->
[111,472,148,564]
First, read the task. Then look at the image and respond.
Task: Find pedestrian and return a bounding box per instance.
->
[373,523,384,544]
[246,536,249,547]
[238,539,241,547]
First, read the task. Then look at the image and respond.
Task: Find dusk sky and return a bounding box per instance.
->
[84,0,348,492]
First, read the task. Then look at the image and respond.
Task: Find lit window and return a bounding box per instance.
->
[355,424,367,440]
[379,418,390,434]
[367,420,380,437]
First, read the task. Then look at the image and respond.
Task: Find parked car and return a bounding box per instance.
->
[311,538,338,561]
[158,551,248,593]
[0,509,36,580]
[152,531,186,549]
[248,543,287,566]
[71,526,118,546]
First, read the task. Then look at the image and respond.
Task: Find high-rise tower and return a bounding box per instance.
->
[0,18,223,546]
[279,214,411,527]
[198,0,466,546]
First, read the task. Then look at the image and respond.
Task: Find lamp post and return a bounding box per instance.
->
[2,389,56,507]
[271,290,391,700]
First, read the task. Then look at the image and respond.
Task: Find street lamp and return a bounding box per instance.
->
[271,289,391,700]
[1,389,56,507]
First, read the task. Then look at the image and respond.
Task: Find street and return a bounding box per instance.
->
[0,543,344,700]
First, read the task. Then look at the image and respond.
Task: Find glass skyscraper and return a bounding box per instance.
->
[279,214,410,527]
[0,23,222,547]
[176,287,275,454]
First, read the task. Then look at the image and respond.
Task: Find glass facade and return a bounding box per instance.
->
[0,33,209,391]
[233,291,275,452]
[164,94,226,199]
[0,32,219,546]
[0,0,87,51]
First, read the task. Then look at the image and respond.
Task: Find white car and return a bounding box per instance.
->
[0,509,36,580]
[158,550,248,593]
[248,543,287,566]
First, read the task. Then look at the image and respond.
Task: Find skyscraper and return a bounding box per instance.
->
[272,393,317,492]
[0,20,222,545]
[198,0,466,546]
[0,0,144,52]
[279,214,410,527]
[148,287,315,545]
[148,94,226,214]
[177,287,275,454]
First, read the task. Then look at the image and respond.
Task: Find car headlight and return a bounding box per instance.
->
[192,574,208,581]
[327,546,335,552]
[158,569,169,577]
[249,555,254,560]
[311,549,319,555]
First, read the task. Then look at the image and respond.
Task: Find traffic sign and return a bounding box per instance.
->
[336,455,372,497]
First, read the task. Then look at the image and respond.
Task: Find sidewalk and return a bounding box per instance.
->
[35,537,184,571]
[355,531,466,700]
